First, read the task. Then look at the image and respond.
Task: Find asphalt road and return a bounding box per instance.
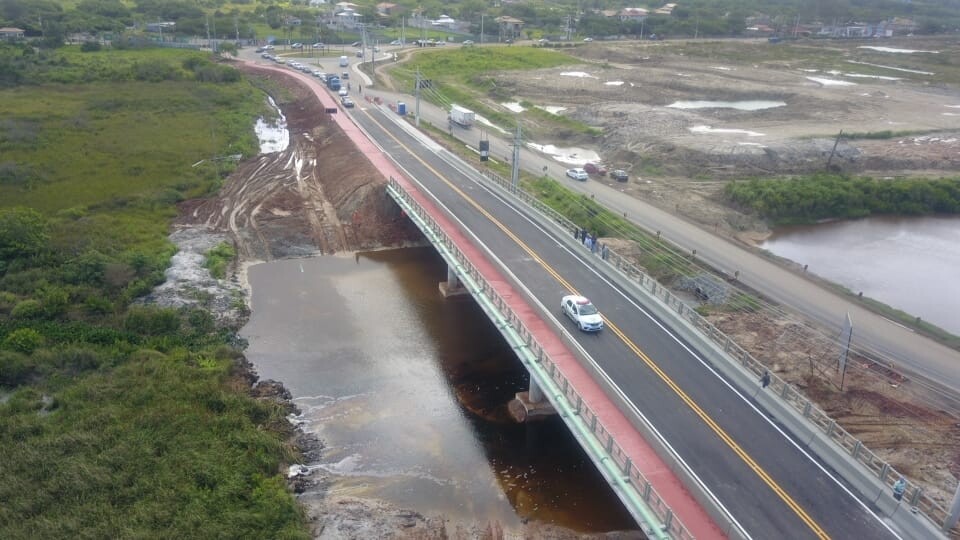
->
[354,77,960,401]
[345,97,900,539]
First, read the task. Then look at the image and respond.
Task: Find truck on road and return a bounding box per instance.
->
[326,75,341,91]
[449,105,475,128]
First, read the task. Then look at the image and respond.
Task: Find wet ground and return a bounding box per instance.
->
[241,248,638,535]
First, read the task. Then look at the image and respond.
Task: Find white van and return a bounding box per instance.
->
[339,56,349,67]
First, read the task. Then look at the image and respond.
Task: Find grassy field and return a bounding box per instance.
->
[385,46,601,138]
[0,43,308,538]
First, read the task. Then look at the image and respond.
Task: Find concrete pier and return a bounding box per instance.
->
[438,264,469,298]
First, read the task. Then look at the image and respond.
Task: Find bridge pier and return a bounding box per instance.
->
[508,377,557,423]
[438,264,469,298]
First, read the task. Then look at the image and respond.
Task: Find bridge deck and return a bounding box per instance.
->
[246,63,723,538]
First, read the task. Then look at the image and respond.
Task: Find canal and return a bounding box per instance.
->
[241,247,638,535]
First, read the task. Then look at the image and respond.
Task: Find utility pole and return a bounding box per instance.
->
[826,129,843,170]
[480,14,484,44]
[511,123,522,190]
[415,68,422,127]
[205,16,211,49]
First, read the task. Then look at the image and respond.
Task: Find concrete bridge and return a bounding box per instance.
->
[247,59,954,540]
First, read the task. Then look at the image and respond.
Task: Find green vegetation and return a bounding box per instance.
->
[524,176,693,281]
[387,46,600,138]
[205,242,237,280]
[725,173,960,225]
[0,42,308,538]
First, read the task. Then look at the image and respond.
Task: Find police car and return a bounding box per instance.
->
[561,295,604,332]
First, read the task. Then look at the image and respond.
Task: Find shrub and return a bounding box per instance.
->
[204,242,235,280]
[0,207,49,262]
[0,350,32,386]
[3,328,44,354]
[123,305,181,336]
[80,42,102,52]
[11,299,43,320]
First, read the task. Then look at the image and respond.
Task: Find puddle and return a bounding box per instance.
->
[806,76,857,87]
[526,143,601,166]
[943,113,960,117]
[254,96,289,154]
[846,60,933,75]
[667,100,785,111]
[907,136,959,144]
[844,73,902,81]
[712,66,733,71]
[604,81,625,86]
[737,142,767,147]
[799,69,819,73]
[535,105,567,115]
[946,105,960,109]
[560,71,598,79]
[858,46,940,54]
[501,102,526,113]
[689,125,765,137]
[474,114,509,134]
[675,73,691,77]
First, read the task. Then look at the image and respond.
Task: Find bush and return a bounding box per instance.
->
[0,350,32,386]
[11,299,43,320]
[123,306,181,336]
[80,42,102,52]
[204,242,235,280]
[3,328,44,354]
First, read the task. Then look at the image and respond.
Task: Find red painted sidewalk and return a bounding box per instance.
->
[245,61,726,539]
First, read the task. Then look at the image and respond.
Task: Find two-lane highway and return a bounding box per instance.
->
[342,96,900,539]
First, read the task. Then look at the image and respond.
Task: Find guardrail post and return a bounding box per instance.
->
[825,420,836,438]
[623,457,633,475]
[880,463,890,482]
[663,510,674,532]
[852,441,862,460]
[802,402,812,418]
[910,487,922,506]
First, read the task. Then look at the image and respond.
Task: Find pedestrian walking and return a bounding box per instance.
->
[359,84,362,94]
[601,244,609,260]
[585,236,594,252]
[760,370,771,388]
[591,239,598,254]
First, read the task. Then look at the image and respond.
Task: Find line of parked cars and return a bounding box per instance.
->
[565,165,629,182]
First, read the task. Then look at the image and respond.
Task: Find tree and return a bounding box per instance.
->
[0,207,48,263]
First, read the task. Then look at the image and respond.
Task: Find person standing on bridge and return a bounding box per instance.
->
[760,370,771,389]
[893,478,906,501]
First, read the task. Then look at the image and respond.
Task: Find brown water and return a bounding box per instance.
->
[762,215,960,336]
[241,247,637,533]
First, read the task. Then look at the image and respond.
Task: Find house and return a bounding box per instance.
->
[495,16,524,38]
[0,27,25,40]
[654,3,677,15]
[376,2,403,16]
[308,0,328,5]
[145,22,176,33]
[619,8,649,22]
[336,9,363,29]
[335,2,359,11]
[432,14,455,29]
[284,17,302,26]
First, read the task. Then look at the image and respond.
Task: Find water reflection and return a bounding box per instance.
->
[762,216,960,335]
[241,248,636,532]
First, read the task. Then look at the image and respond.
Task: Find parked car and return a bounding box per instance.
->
[312,42,325,48]
[565,168,588,181]
[291,43,303,49]
[390,40,402,45]
[561,295,604,332]
[462,40,474,45]
[351,41,362,47]
[584,162,607,176]
[583,37,594,42]
[611,169,629,182]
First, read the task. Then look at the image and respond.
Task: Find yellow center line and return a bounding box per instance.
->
[357,105,830,539]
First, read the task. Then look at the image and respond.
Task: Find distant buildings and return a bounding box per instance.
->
[0,27,25,40]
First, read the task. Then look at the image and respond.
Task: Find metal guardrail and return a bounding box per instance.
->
[386,177,695,540]
[478,170,953,534]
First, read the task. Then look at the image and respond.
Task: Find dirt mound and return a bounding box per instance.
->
[180,66,421,260]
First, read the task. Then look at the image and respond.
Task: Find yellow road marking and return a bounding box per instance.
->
[358,107,831,540]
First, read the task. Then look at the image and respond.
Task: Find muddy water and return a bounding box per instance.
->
[241,248,637,533]
[762,216,960,335]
